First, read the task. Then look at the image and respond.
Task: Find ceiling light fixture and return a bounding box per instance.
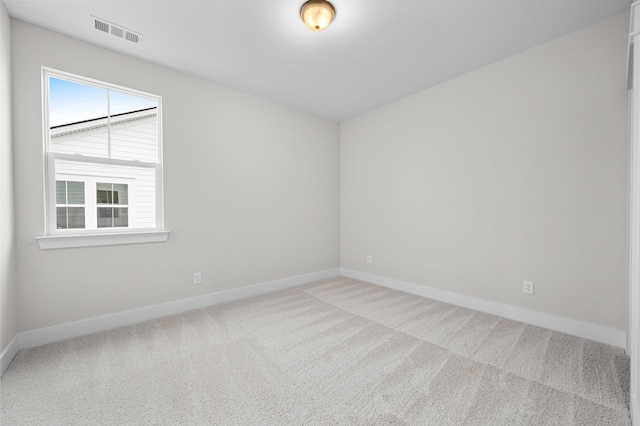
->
[300,0,336,32]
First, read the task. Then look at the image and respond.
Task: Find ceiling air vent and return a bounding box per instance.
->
[94,19,109,33]
[125,31,140,44]
[91,16,143,46]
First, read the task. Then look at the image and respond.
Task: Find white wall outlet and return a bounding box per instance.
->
[193,272,202,284]
[523,280,534,295]
[366,256,372,264]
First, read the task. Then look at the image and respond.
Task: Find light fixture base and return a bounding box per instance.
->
[300,0,336,32]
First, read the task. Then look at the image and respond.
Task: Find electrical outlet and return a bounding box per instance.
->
[523,280,534,295]
[193,272,202,284]
[366,256,372,264]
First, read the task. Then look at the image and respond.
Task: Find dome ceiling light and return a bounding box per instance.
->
[300,0,336,32]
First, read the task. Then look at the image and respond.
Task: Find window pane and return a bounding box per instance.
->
[113,184,128,205]
[67,207,85,228]
[96,183,127,205]
[56,181,67,204]
[49,77,109,158]
[96,183,113,204]
[110,114,159,163]
[56,207,67,229]
[56,207,85,229]
[110,90,157,116]
[66,181,85,204]
[113,208,128,227]
[110,91,159,163]
[97,207,128,228]
[49,77,108,127]
[97,207,112,228]
[96,190,111,204]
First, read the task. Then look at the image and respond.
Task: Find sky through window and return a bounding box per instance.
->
[49,77,157,127]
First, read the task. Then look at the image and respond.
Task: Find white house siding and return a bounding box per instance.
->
[50,125,109,158]
[50,114,158,163]
[111,119,158,163]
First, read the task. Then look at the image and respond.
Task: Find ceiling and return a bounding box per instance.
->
[3,0,633,121]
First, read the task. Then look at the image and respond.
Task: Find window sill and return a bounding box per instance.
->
[36,231,170,250]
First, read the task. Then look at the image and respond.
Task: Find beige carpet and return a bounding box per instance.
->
[0,277,631,425]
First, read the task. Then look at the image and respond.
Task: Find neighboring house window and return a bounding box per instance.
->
[97,182,128,228]
[56,180,85,229]
[42,68,164,242]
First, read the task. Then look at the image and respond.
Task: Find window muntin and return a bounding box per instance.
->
[44,69,163,236]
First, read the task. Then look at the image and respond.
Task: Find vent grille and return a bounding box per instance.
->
[94,19,109,33]
[91,16,143,45]
[125,31,140,44]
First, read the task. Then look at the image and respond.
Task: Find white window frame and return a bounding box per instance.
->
[37,67,169,249]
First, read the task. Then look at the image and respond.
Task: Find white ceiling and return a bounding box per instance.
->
[4,0,633,121]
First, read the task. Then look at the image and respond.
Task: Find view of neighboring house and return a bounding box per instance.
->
[50,107,159,230]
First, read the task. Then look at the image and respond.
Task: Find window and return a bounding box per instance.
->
[97,183,128,228]
[56,180,85,229]
[38,68,168,249]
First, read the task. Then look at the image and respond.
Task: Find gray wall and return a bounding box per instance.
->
[340,13,629,330]
[11,20,340,332]
[0,2,17,354]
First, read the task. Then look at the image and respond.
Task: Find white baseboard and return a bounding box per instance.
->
[0,334,20,376]
[17,268,340,352]
[340,268,627,349]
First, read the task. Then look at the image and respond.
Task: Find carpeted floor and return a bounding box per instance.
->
[0,277,631,425]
